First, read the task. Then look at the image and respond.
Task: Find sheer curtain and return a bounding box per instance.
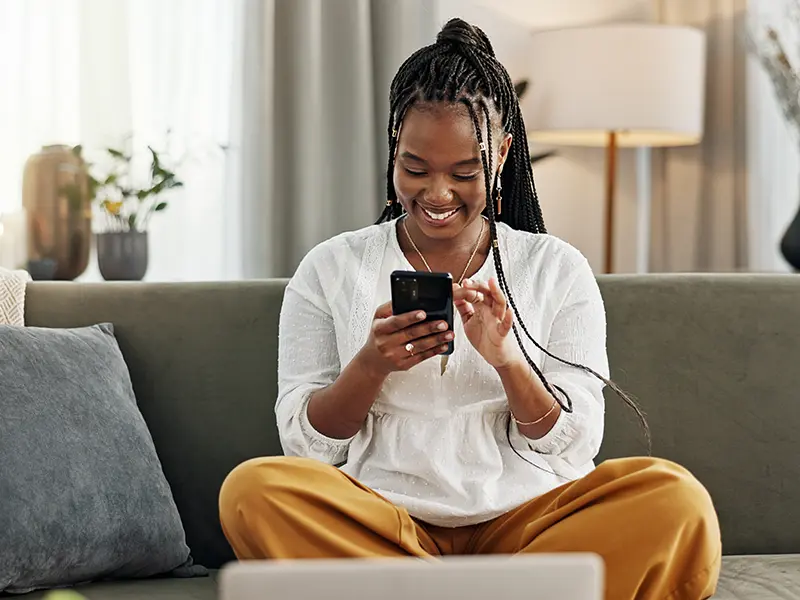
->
[649,0,750,272]
[124,0,241,281]
[0,0,242,280]
[0,0,81,269]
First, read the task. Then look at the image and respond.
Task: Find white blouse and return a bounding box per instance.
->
[275,218,608,527]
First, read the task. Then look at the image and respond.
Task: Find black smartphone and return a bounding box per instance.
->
[390,270,454,355]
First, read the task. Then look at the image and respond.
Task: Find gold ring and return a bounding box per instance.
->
[405,343,414,355]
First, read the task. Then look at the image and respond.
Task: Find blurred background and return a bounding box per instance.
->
[1,0,798,282]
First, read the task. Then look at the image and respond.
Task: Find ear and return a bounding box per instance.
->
[497,133,513,172]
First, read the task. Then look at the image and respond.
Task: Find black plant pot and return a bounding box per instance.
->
[97,231,148,281]
[780,204,800,271]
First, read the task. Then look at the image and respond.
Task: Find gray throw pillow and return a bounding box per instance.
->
[0,323,203,594]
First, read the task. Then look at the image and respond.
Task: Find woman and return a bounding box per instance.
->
[219,18,721,600]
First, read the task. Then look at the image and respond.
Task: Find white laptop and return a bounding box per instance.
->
[219,554,604,600]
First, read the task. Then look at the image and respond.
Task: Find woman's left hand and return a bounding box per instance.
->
[453,277,523,369]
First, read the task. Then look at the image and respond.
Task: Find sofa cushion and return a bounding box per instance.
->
[11,571,219,600]
[24,281,289,569]
[0,324,203,594]
[597,275,800,556]
[714,555,800,600]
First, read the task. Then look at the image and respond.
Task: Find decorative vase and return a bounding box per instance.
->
[97,231,148,281]
[780,202,800,271]
[22,145,92,280]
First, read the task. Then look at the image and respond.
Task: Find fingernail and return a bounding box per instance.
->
[416,312,426,320]
[476,292,484,302]
[445,332,454,340]
[463,278,472,286]
[437,322,447,331]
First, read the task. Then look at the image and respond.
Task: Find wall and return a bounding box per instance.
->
[435,0,655,273]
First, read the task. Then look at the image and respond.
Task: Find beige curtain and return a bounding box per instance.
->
[650,0,749,272]
[235,0,439,278]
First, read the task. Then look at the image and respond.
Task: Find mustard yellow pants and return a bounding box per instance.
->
[219,456,721,600]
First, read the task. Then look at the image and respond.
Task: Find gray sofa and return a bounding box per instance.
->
[16,275,800,599]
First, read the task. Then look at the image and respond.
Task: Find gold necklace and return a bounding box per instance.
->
[402,216,485,285]
[402,216,486,374]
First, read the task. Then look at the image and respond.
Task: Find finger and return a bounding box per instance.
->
[453,286,486,305]
[374,301,393,320]
[461,278,490,292]
[374,308,426,335]
[393,319,450,344]
[414,330,455,353]
[455,300,476,321]
[404,342,452,368]
[459,279,492,301]
[498,302,514,336]
[399,331,453,362]
[487,278,506,321]
[488,277,507,309]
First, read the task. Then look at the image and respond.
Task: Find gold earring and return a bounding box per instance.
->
[495,172,503,216]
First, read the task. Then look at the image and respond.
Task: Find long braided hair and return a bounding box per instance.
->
[376,18,650,449]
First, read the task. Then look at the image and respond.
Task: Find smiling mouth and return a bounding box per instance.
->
[421,206,461,221]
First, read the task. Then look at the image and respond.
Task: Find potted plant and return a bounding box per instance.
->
[84,138,184,281]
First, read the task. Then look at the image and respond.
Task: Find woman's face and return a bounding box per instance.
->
[393,102,511,243]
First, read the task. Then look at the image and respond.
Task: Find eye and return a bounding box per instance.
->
[403,167,427,177]
[453,173,479,182]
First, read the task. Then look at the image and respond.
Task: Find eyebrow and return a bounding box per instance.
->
[400,151,481,167]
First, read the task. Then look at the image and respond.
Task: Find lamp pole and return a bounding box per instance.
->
[604,131,618,274]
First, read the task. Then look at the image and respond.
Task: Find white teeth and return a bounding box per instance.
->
[423,207,459,221]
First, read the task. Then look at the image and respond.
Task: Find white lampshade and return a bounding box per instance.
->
[523,24,707,147]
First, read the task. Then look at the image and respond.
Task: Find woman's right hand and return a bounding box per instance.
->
[356,302,454,378]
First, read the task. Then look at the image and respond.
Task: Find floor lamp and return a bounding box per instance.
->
[524,24,706,273]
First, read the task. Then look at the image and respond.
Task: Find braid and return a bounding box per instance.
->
[376,18,650,451]
[465,100,571,412]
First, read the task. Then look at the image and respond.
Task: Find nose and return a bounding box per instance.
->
[422,175,454,206]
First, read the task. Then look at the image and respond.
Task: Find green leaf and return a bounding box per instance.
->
[128,214,137,229]
[107,148,126,159]
[149,181,167,196]
[149,146,161,178]
[103,173,118,185]
[154,202,168,211]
